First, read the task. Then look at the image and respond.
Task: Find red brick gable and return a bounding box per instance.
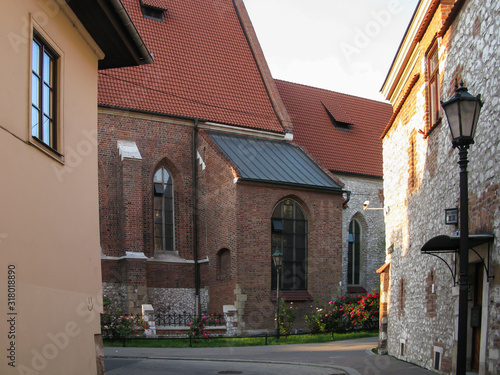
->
[98,0,283,133]
[276,80,393,177]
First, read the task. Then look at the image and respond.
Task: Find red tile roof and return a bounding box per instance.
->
[98,0,284,133]
[276,80,393,177]
[140,0,168,10]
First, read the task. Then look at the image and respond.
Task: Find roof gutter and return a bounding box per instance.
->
[236,178,345,194]
[107,0,154,64]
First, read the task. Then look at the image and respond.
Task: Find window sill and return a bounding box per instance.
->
[425,117,442,138]
[30,136,64,163]
[270,290,313,301]
[347,285,367,294]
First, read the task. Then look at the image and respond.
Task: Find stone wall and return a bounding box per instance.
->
[102,282,127,313]
[382,0,500,373]
[335,174,385,294]
[148,287,209,315]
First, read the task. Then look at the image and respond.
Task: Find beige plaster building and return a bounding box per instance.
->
[0,1,150,373]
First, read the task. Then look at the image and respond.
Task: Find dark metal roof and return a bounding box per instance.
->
[421,234,494,253]
[207,132,343,192]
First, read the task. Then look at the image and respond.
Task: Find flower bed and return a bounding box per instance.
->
[305,293,379,334]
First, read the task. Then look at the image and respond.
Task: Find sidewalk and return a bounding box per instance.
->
[104,337,434,375]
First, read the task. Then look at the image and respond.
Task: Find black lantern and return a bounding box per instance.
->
[272,247,283,270]
[441,82,483,148]
[441,81,482,375]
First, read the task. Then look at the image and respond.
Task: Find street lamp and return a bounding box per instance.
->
[441,81,482,375]
[272,247,283,339]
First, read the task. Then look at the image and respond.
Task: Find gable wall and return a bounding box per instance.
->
[232,183,344,332]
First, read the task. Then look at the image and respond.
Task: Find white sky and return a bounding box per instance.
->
[244,0,420,102]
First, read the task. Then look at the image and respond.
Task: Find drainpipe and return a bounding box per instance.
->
[192,119,201,315]
[342,190,351,208]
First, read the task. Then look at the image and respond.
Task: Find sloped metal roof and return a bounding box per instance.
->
[207,132,343,192]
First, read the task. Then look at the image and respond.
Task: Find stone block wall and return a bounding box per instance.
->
[148,287,209,315]
[335,174,385,294]
[382,0,500,373]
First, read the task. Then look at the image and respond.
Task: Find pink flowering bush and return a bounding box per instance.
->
[305,293,379,333]
[188,314,217,339]
[277,299,296,337]
[100,297,149,339]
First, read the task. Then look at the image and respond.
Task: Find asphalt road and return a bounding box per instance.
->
[104,337,434,375]
[105,358,346,375]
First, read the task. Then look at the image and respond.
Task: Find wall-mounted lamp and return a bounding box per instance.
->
[363,200,389,213]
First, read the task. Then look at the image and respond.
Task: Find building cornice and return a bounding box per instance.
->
[381,0,435,101]
[98,106,286,140]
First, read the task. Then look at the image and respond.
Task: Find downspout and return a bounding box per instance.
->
[192,119,201,315]
[342,190,351,208]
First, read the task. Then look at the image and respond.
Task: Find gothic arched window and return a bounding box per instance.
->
[153,168,174,251]
[271,199,307,290]
[348,218,361,285]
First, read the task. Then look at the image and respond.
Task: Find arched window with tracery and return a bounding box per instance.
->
[153,167,174,251]
[271,199,307,290]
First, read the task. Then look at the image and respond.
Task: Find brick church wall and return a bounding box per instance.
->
[197,132,239,315]
[98,111,346,330]
[197,131,345,332]
[99,110,201,314]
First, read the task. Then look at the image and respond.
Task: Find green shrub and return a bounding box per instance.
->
[100,296,149,339]
[278,299,295,337]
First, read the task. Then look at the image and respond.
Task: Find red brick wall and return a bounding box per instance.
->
[197,132,239,313]
[235,185,343,330]
[197,131,344,330]
[98,112,195,260]
[146,262,195,288]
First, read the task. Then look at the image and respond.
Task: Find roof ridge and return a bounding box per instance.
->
[275,79,390,105]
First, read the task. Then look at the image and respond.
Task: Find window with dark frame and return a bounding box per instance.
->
[32,35,57,150]
[348,219,361,285]
[141,5,165,21]
[271,199,307,291]
[428,43,440,128]
[153,168,174,251]
[434,351,441,370]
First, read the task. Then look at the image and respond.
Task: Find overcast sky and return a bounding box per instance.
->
[244,0,420,102]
